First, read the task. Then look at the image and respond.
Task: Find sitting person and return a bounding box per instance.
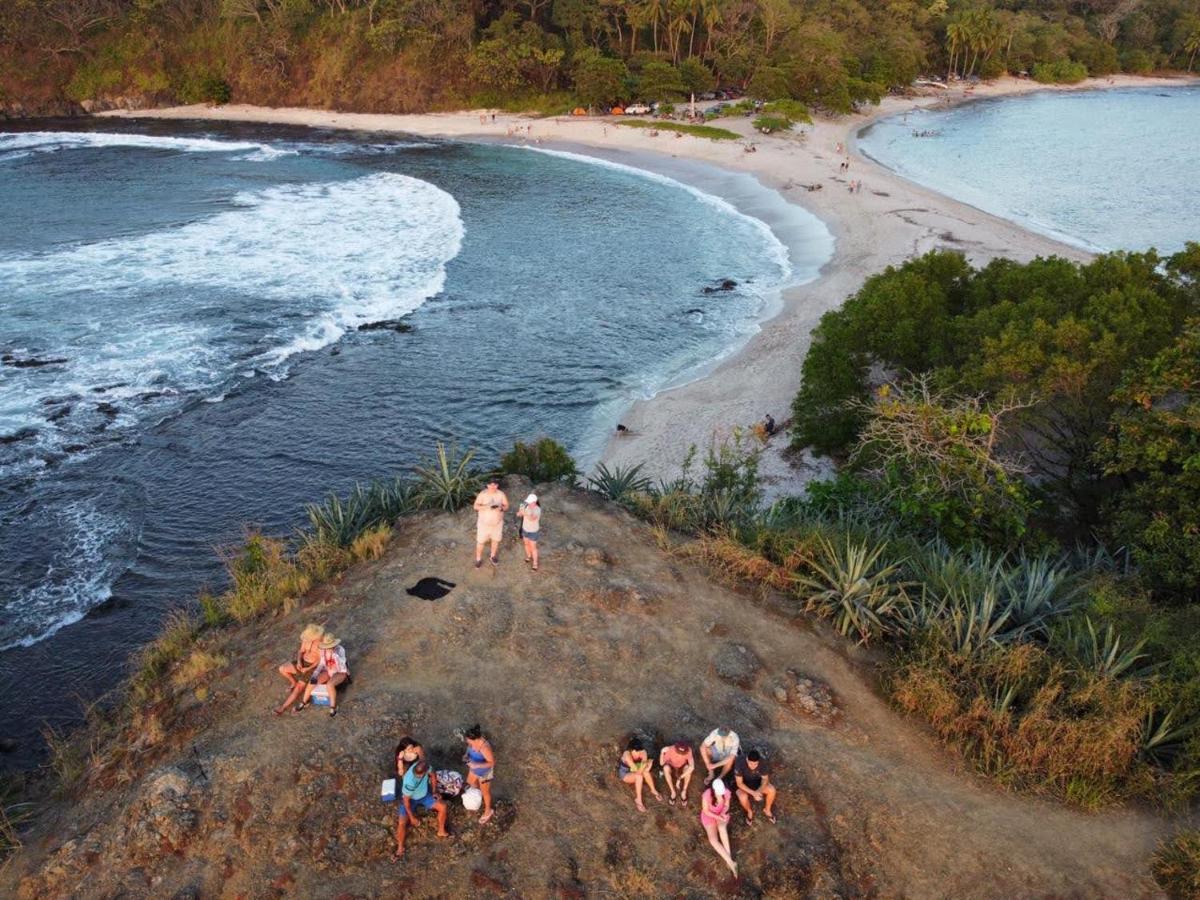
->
[658,740,695,806]
[700,726,740,784]
[395,737,427,779]
[699,777,737,877]
[394,760,449,860]
[617,737,663,812]
[274,623,324,715]
[463,724,496,825]
[734,749,777,824]
[297,633,349,717]
[763,413,776,436]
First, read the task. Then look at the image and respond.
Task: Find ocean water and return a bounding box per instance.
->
[857,85,1200,253]
[0,120,831,764]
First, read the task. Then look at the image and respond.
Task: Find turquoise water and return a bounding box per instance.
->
[857,85,1200,253]
[0,120,832,764]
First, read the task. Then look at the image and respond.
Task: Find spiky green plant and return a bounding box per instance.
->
[794,534,909,644]
[367,476,420,522]
[1060,616,1150,680]
[1141,707,1199,767]
[943,582,1013,656]
[1000,553,1083,640]
[587,463,652,503]
[414,443,481,511]
[306,486,375,548]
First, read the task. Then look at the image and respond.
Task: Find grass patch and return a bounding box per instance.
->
[617,120,740,140]
[171,649,228,691]
[1154,830,1200,898]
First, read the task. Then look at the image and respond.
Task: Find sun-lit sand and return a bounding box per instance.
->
[101,74,1193,495]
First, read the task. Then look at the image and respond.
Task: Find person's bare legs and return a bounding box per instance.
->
[662,766,677,802]
[434,800,449,838]
[479,779,493,823]
[622,772,645,811]
[530,538,539,570]
[679,767,694,803]
[717,822,736,875]
[737,788,754,823]
[703,820,737,875]
[489,536,500,564]
[274,677,306,715]
[763,783,778,821]
[475,541,486,565]
[641,768,663,802]
[394,812,410,859]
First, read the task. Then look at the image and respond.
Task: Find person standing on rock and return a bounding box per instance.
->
[516,493,541,571]
[700,727,740,784]
[734,749,777,824]
[700,777,738,878]
[659,740,696,806]
[463,724,496,825]
[473,480,509,568]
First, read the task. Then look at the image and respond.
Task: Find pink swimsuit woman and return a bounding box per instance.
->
[700,787,729,827]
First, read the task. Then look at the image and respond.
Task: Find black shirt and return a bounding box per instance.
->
[735,756,768,791]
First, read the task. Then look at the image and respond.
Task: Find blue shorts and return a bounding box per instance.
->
[402,792,437,814]
[521,530,539,543]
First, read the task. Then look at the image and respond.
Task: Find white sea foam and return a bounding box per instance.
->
[0,499,129,651]
[0,130,297,159]
[520,145,794,285]
[0,171,464,445]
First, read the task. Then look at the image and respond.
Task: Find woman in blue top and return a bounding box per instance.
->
[393,760,448,861]
[464,723,496,825]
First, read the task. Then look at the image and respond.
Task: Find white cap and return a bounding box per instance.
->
[525,493,538,504]
[712,777,727,797]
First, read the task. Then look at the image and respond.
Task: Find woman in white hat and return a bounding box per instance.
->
[516,493,542,571]
[299,632,349,717]
[700,776,737,877]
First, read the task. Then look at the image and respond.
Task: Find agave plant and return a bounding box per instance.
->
[414,443,481,512]
[943,582,1013,656]
[1060,616,1150,680]
[587,463,652,503]
[307,485,375,547]
[793,534,909,644]
[1141,706,1199,767]
[368,476,420,522]
[999,552,1083,640]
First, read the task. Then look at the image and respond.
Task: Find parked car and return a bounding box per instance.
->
[625,103,651,115]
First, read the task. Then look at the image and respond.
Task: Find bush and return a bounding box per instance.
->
[1154,830,1200,898]
[588,462,651,502]
[414,443,482,511]
[1031,59,1088,83]
[618,120,739,140]
[795,534,910,644]
[1120,48,1156,74]
[499,438,578,484]
[752,114,792,133]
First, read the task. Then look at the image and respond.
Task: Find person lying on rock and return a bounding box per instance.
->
[296,633,349,717]
[658,740,696,806]
[394,760,449,860]
[700,726,740,784]
[396,736,427,780]
[618,737,663,812]
[463,724,496,825]
[734,749,777,824]
[273,623,324,716]
[700,777,738,878]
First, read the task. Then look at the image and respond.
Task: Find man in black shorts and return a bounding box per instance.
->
[734,749,777,824]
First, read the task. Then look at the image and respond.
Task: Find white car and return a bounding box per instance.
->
[624,103,651,115]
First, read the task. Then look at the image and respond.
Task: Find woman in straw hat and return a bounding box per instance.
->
[298,632,350,717]
[273,623,325,715]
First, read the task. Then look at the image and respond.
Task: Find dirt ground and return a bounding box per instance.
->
[4,479,1172,898]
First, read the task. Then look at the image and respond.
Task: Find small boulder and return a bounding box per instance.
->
[126,765,207,861]
[713,642,761,688]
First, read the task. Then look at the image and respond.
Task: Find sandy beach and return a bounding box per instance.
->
[100,74,1193,495]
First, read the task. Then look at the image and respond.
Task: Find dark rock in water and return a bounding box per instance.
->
[358,319,413,333]
[92,383,129,393]
[46,405,73,422]
[63,443,89,453]
[684,308,703,315]
[0,427,38,445]
[406,577,456,601]
[96,402,119,417]
[701,278,738,294]
[329,347,341,356]
[2,352,69,369]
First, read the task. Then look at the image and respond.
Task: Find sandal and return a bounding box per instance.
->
[668,795,676,806]
[293,702,309,714]
[329,708,338,718]
[479,809,494,825]
[531,564,538,571]
[764,812,777,824]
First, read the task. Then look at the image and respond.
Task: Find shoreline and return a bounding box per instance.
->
[98,73,1193,495]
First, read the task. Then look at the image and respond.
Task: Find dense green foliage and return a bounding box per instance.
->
[2,0,1198,114]
[499,437,580,483]
[617,118,739,138]
[791,247,1200,588]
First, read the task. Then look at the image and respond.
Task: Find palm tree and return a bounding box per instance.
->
[946,20,965,79]
[1185,24,1200,71]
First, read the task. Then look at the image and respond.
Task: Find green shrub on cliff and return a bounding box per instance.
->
[1032,59,1088,83]
[500,438,579,484]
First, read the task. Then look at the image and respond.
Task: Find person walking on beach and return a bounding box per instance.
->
[463,724,496,824]
[700,778,738,877]
[474,480,509,568]
[516,493,541,571]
